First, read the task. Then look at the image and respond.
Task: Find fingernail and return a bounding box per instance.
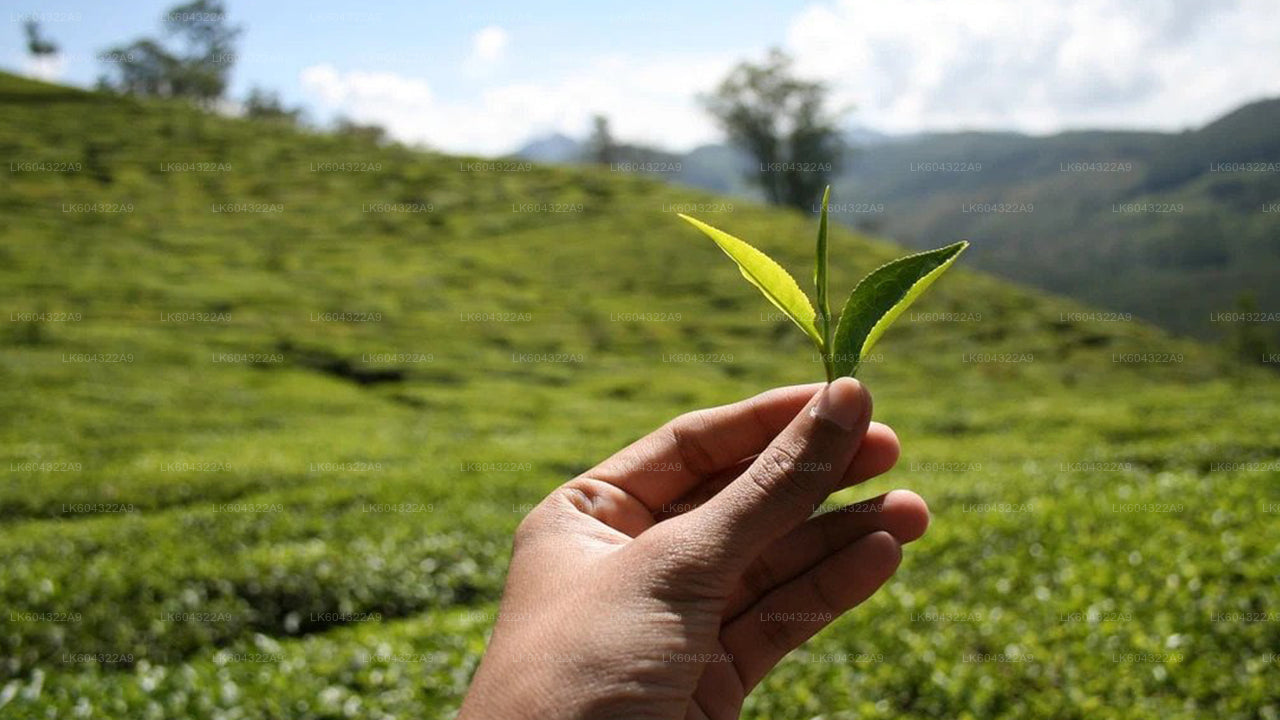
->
[809,377,869,431]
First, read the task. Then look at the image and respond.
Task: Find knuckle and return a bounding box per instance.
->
[740,557,780,600]
[756,611,798,652]
[749,441,819,506]
[665,411,718,477]
[512,510,543,552]
[808,567,841,614]
[555,482,596,514]
[512,486,579,550]
[815,511,846,555]
[631,519,734,597]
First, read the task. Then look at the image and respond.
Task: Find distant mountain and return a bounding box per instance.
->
[677,143,759,198]
[512,100,1280,343]
[830,98,1280,342]
[513,132,582,163]
[845,124,900,147]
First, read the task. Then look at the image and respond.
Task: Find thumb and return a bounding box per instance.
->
[677,377,873,571]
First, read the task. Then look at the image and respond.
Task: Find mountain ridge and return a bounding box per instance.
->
[512,96,1280,344]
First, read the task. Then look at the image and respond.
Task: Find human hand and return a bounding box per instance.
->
[458,378,929,720]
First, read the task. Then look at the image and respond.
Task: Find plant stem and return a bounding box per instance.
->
[815,185,833,382]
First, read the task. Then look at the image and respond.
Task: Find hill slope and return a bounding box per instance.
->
[521,99,1280,344]
[1,73,1278,719]
[833,100,1280,343]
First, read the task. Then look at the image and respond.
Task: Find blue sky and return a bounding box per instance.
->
[6,0,1280,155]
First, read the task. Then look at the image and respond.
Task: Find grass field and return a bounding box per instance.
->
[1,72,1278,718]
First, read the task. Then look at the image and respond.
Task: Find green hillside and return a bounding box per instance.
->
[2,72,1278,719]
[544,100,1280,345]
[831,102,1280,344]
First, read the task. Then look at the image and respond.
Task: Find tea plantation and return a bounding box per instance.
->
[1,72,1277,718]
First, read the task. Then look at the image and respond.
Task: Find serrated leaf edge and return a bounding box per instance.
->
[677,213,824,348]
[833,240,969,376]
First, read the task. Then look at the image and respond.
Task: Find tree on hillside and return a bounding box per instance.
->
[701,48,847,210]
[98,0,241,105]
[244,87,302,123]
[1228,293,1279,369]
[24,20,59,57]
[587,115,617,165]
[334,117,388,145]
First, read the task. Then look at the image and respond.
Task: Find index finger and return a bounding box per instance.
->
[582,383,825,513]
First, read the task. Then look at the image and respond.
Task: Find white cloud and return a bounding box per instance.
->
[22,54,64,82]
[301,64,433,110]
[298,0,1280,156]
[469,26,509,66]
[299,53,735,155]
[783,0,1280,134]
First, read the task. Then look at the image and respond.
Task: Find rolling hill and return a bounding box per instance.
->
[832,100,1280,345]
[519,99,1280,346]
[2,72,1278,719]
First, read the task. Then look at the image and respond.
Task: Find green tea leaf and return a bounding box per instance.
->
[815,186,833,379]
[831,240,968,377]
[678,213,823,347]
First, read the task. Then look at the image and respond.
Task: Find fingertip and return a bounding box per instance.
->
[868,421,899,451]
[881,489,930,544]
[840,422,900,487]
[857,530,903,575]
[810,377,871,431]
[865,422,901,467]
[833,376,871,413]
